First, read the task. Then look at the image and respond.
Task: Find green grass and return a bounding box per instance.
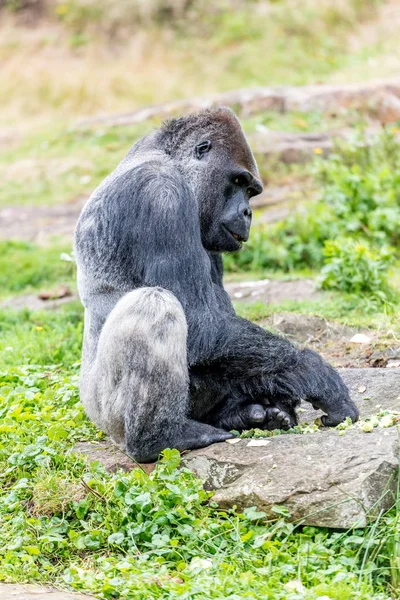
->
[0,303,83,367]
[0,123,155,208]
[1,232,399,597]
[0,241,76,297]
[0,305,399,599]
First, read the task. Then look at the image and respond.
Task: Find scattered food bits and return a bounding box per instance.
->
[387,360,400,368]
[247,439,271,447]
[361,422,374,433]
[350,334,371,344]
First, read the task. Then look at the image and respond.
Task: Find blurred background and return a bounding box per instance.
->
[0,0,398,126]
[1,0,400,369]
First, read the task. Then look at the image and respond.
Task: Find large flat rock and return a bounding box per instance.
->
[182,428,398,528]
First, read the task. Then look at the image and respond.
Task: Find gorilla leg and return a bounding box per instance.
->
[81,287,232,463]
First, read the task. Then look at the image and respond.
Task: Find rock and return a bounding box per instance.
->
[73,440,155,475]
[76,78,400,128]
[182,428,398,528]
[350,333,372,344]
[367,91,400,124]
[0,583,94,600]
[252,130,335,164]
[38,285,72,301]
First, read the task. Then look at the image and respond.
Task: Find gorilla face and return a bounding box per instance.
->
[193,137,263,253]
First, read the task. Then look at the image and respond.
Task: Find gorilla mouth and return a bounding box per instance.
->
[224,227,247,245]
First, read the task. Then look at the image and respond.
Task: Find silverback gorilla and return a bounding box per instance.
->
[75,107,358,462]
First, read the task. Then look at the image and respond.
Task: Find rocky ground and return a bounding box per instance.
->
[73,368,400,530]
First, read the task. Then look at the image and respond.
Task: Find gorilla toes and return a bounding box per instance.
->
[263,407,294,431]
[247,404,267,425]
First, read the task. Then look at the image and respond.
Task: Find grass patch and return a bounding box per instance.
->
[0,123,154,207]
[0,303,83,367]
[0,241,76,297]
[0,0,384,128]
[0,355,399,598]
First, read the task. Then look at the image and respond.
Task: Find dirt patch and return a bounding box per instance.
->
[0,195,87,243]
[225,278,320,304]
[261,312,400,369]
[1,291,78,311]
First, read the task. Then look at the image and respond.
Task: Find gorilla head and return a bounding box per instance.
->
[160,107,263,252]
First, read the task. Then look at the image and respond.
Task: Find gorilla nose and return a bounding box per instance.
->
[243,206,252,218]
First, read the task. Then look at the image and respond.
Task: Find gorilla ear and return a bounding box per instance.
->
[195,140,212,160]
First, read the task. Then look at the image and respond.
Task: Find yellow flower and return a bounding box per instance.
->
[295,118,307,130]
[313,147,323,155]
[36,326,43,332]
[56,4,69,16]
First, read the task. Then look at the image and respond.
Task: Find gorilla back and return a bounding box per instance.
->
[75,107,358,463]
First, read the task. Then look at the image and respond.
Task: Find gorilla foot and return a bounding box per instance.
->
[126,420,234,463]
[263,406,295,431]
[212,403,267,431]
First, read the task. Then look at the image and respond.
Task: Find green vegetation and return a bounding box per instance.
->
[0,0,387,128]
[0,241,75,296]
[3,2,400,597]
[0,356,399,599]
[225,129,400,304]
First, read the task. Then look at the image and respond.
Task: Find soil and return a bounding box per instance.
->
[0,195,87,243]
[262,312,400,369]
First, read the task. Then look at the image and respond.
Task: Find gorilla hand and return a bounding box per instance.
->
[297,348,359,426]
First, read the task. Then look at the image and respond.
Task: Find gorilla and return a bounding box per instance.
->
[74,107,358,463]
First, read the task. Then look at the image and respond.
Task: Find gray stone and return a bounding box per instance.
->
[182,428,398,528]
[73,440,155,474]
[0,583,94,600]
[225,278,320,305]
[76,78,400,128]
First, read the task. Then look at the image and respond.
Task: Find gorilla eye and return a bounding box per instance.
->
[195,140,212,160]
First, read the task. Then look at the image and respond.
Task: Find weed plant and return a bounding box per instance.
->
[0,354,399,599]
[225,129,400,304]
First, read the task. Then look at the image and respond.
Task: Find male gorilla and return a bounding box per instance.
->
[75,107,358,463]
